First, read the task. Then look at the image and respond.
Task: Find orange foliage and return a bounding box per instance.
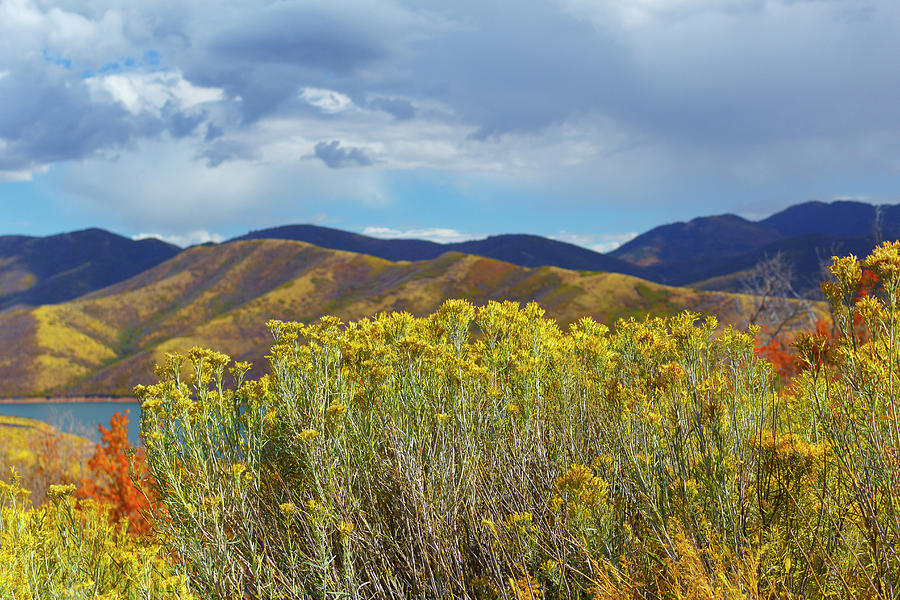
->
[754,326,800,381]
[78,410,154,535]
[756,268,878,383]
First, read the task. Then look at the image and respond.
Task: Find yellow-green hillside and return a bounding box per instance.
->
[0,415,93,503]
[0,239,818,396]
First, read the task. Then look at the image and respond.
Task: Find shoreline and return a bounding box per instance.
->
[0,396,136,404]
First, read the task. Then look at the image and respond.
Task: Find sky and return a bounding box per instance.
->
[2,0,900,251]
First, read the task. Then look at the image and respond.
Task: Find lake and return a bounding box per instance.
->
[0,399,143,446]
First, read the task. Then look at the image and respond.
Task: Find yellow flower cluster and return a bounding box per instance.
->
[0,471,195,599]
[551,464,609,523]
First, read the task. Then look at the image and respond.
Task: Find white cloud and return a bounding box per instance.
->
[299,87,354,114]
[0,162,49,183]
[86,71,223,115]
[832,195,873,203]
[362,226,479,244]
[550,231,638,253]
[133,230,223,247]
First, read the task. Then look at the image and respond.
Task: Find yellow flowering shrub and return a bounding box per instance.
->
[121,242,900,599]
[0,469,193,600]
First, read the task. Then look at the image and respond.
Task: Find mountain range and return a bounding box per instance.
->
[235,226,645,275]
[0,200,893,312]
[0,239,769,396]
[0,198,889,395]
[235,200,896,295]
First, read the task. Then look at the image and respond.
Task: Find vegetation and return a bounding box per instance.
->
[7,242,900,598]
[78,410,154,535]
[0,240,768,397]
[0,415,92,503]
[0,473,193,599]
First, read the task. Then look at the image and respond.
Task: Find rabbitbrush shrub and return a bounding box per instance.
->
[131,242,900,599]
[0,471,194,600]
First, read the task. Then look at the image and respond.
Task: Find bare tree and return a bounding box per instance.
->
[874,204,884,245]
[740,251,817,344]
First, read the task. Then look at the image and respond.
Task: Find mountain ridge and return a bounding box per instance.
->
[0,228,181,310]
[235,225,645,275]
[0,239,783,397]
[3,199,899,315]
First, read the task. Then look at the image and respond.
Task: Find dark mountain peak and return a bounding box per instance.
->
[760,199,900,240]
[611,212,782,267]
[49,227,129,243]
[0,229,181,309]
[235,224,444,262]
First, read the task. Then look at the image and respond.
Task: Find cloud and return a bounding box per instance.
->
[133,230,224,247]
[313,140,373,168]
[3,0,900,241]
[299,87,354,114]
[0,1,223,179]
[362,226,478,244]
[45,135,395,232]
[550,231,638,253]
[367,96,416,120]
[85,71,223,115]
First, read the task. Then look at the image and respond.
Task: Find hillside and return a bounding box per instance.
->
[241,202,900,298]
[3,200,896,313]
[0,414,93,498]
[666,234,880,292]
[234,224,645,275]
[0,228,181,309]
[0,239,786,396]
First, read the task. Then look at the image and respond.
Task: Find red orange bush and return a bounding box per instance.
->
[78,410,153,535]
[755,268,879,383]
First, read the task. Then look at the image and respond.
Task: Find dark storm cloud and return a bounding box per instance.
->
[197,137,260,167]
[162,102,205,138]
[204,122,224,142]
[313,141,373,168]
[209,6,386,72]
[0,68,148,171]
[394,0,900,148]
[169,1,420,123]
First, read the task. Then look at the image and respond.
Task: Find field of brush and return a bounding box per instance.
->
[2,244,900,599]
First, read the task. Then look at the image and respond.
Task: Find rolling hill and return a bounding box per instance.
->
[0,239,787,397]
[3,200,896,314]
[0,228,181,310]
[234,225,645,275]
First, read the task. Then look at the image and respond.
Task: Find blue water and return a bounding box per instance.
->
[0,401,144,446]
